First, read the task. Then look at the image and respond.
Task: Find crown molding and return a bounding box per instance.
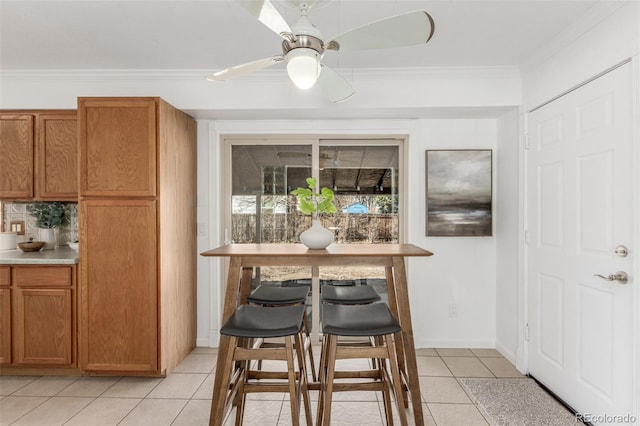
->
[0,66,520,83]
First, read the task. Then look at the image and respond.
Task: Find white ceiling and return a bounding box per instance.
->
[1,0,606,72]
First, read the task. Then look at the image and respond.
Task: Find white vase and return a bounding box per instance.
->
[300,219,333,250]
[40,228,56,250]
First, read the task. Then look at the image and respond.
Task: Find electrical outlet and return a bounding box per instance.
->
[448,304,458,318]
[10,220,25,235]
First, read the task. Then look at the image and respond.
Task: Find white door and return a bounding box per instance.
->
[527,62,636,423]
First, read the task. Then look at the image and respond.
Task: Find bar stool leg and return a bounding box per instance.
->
[302,310,317,381]
[321,335,339,426]
[378,355,394,425]
[284,336,301,426]
[386,334,408,426]
[316,335,329,426]
[294,332,313,426]
[234,359,248,426]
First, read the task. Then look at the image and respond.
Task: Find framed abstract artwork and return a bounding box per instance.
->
[425,149,493,237]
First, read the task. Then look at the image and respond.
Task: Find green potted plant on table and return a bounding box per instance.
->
[291,177,337,249]
[26,202,70,250]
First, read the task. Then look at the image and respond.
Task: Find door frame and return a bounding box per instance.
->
[521,57,640,418]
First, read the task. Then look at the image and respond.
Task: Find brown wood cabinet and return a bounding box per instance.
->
[78,97,196,376]
[80,199,158,372]
[79,99,156,198]
[0,115,34,199]
[37,113,78,200]
[0,265,77,369]
[0,111,77,201]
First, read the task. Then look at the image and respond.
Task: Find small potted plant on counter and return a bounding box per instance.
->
[291,177,337,249]
[26,202,70,250]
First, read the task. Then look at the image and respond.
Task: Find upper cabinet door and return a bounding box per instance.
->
[37,113,78,200]
[79,98,157,198]
[0,115,34,199]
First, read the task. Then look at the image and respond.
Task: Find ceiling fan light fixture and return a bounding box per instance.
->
[286,48,320,90]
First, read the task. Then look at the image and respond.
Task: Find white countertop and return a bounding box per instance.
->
[0,246,79,264]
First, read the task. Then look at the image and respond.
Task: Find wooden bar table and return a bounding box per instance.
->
[201,243,433,426]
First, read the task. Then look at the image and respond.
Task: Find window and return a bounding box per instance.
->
[226,138,401,246]
[223,137,403,333]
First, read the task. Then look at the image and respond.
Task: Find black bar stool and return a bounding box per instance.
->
[216,304,312,426]
[321,284,383,368]
[317,303,408,426]
[246,285,317,381]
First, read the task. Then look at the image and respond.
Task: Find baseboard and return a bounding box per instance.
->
[495,341,517,365]
[196,330,220,348]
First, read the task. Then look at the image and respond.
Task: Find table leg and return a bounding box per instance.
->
[385,266,409,407]
[221,257,242,323]
[392,256,424,425]
[311,265,320,343]
[209,335,234,426]
[210,257,242,425]
[239,266,253,304]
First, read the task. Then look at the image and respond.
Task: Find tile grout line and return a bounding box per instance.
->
[6,394,53,426]
[61,396,100,426]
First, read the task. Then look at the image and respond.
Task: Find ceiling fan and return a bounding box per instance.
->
[206,0,435,103]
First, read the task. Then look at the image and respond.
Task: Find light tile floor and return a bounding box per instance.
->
[0,347,526,425]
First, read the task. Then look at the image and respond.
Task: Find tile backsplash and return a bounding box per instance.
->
[1,202,78,246]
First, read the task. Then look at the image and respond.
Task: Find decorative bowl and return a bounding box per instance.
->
[67,242,79,251]
[18,241,45,252]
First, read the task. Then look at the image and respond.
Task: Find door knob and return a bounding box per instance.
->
[593,271,628,284]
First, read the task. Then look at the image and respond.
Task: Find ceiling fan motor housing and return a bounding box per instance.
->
[282,34,324,55]
[282,14,327,55]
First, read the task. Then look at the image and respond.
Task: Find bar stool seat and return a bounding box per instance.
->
[222,304,304,337]
[215,304,312,426]
[318,303,408,426]
[322,303,400,336]
[247,285,310,306]
[321,284,381,305]
[246,285,316,382]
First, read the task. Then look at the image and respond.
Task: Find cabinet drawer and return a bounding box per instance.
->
[14,267,71,287]
[0,267,9,287]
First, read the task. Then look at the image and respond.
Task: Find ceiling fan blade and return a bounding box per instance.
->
[317,65,355,103]
[326,11,435,52]
[206,55,284,81]
[236,0,292,39]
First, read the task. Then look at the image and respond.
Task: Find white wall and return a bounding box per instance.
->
[495,108,522,364]
[409,119,499,348]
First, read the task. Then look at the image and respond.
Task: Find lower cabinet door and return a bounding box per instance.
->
[80,200,158,373]
[14,288,72,365]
